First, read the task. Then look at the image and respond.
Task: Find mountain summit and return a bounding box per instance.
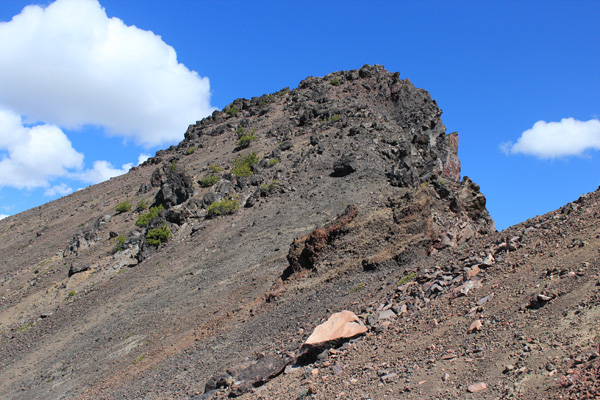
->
[1,65,597,399]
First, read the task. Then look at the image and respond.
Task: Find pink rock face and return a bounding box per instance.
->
[304,310,367,346]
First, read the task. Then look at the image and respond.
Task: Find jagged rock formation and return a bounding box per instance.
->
[1,65,596,400]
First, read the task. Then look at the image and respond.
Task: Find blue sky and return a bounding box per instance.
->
[0,0,598,230]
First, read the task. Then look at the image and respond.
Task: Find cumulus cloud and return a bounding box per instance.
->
[44,183,73,197]
[0,109,84,189]
[137,153,150,165]
[502,118,600,159]
[76,160,133,184]
[0,0,215,146]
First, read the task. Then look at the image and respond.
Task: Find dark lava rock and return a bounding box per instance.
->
[152,165,195,209]
[332,155,358,176]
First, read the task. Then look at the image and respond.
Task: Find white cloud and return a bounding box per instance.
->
[137,153,150,165]
[0,0,215,147]
[0,214,8,220]
[502,118,600,159]
[44,183,73,197]
[75,160,132,184]
[0,109,84,189]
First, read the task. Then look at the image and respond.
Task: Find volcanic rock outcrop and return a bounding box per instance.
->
[4,65,595,400]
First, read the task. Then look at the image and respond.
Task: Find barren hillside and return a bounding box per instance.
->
[0,65,597,400]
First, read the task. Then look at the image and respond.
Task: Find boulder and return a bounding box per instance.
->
[332,155,357,176]
[299,310,367,361]
[152,166,195,209]
[68,261,89,277]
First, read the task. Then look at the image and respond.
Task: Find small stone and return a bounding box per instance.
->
[467,319,483,334]
[467,382,487,393]
[481,254,495,266]
[377,309,397,321]
[442,373,450,382]
[503,364,515,373]
[476,293,494,306]
[381,372,397,382]
[465,265,481,280]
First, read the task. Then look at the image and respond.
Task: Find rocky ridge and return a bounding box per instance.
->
[0,65,596,399]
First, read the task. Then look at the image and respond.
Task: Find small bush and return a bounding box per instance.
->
[237,132,257,149]
[146,224,171,246]
[170,162,177,172]
[67,290,77,297]
[397,272,416,286]
[186,147,196,155]
[115,200,132,214]
[208,164,222,173]
[349,282,365,294]
[200,174,218,188]
[137,200,148,210]
[232,152,259,177]
[268,158,279,167]
[260,179,279,196]
[113,235,127,252]
[207,197,239,218]
[135,205,164,227]
[330,77,340,86]
[226,106,239,116]
[330,114,341,122]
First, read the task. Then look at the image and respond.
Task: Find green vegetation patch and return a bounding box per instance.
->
[397,271,416,286]
[206,197,239,218]
[113,235,127,252]
[226,106,239,116]
[260,179,279,196]
[146,224,171,246]
[135,205,164,227]
[208,164,222,173]
[115,200,132,214]
[330,77,340,86]
[232,152,259,177]
[137,200,148,210]
[349,282,365,294]
[199,174,218,188]
[268,158,279,167]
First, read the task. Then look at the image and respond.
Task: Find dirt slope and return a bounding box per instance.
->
[0,65,597,400]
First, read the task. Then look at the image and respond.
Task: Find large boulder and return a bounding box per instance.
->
[152,165,195,209]
[298,310,367,362]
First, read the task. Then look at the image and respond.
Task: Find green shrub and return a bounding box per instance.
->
[170,162,177,172]
[226,106,239,116]
[208,164,222,173]
[237,132,257,148]
[206,197,239,218]
[349,282,365,294]
[330,77,340,86]
[67,290,77,297]
[397,271,416,286]
[260,179,279,196]
[115,200,132,214]
[186,147,196,155]
[268,158,279,167]
[330,114,341,122]
[146,224,171,246]
[235,127,257,149]
[232,152,259,177]
[137,200,148,210]
[113,235,126,252]
[135,205,164,227]
[200,174,218,188]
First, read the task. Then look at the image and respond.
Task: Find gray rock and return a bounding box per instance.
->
[332,155,357,176]
[152,166,195,209]
[68,261,89,277]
